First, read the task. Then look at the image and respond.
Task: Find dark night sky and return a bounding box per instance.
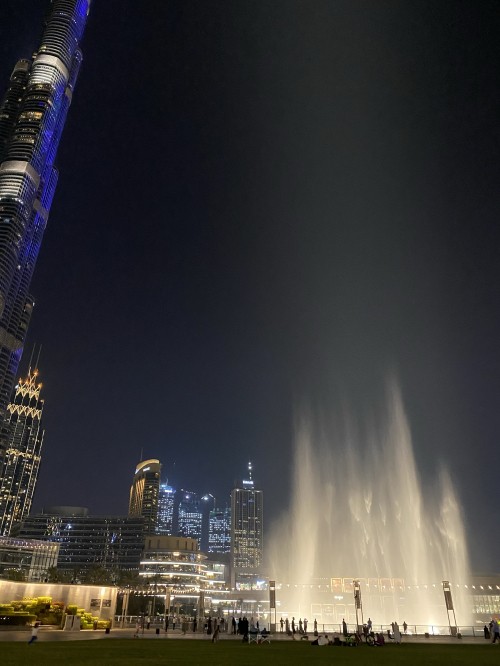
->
[1,1,500,571]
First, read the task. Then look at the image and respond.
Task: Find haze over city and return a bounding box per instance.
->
[1,0,499,575]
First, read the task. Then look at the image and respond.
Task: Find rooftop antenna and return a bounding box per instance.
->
[248,460,253,481]
[27,344,35,374]
[139,446,143,462]
[34,343,42,371]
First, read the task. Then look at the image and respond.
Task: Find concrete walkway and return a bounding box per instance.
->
[0,627,494,644]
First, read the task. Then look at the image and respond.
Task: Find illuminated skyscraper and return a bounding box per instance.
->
[128,459,161,535]
[0,0,91,457]
[157,482,175,535]
[177,490,202,545]
[0,366,44,536]
[208,506,231,555]
[230,462,263,581]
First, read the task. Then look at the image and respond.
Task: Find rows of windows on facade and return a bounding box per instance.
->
[0,0,93,576]
[7,457,263,588]
[128,459,264,566]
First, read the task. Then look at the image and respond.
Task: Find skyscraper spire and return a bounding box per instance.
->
[0,1,91,458]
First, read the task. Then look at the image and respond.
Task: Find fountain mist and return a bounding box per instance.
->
[267,382,470,627]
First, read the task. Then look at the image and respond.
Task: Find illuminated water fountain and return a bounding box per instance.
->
[268,382,470,628]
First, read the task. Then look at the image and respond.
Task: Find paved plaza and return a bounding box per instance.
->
[0,626,495,644]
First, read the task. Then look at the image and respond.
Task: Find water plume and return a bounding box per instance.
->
[267,381,470,626]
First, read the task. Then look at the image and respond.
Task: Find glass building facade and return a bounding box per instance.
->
[177,491,202,545]
[0,367,44,536]
[157,483,175,535]
[230,463,263,579]
[0,535,58,581]
[0,1,91,457]
[208,507,231,555]
[18,507,145,578]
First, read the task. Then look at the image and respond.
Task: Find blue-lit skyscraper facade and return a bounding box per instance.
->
[0,0,91,456]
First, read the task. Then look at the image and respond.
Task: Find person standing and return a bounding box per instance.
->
[133,620,141,638]
[28,622,40,644]
[403,621,407,634]
[367,617,372,633]
[304,618,308,633]
[232,616,236,634]
[280,617,284,632]
[313,618,318,635]
[492,619,500,643]
[342,618,348,636]
[291,617,296,635]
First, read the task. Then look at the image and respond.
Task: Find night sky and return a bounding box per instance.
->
[1,1,500,572]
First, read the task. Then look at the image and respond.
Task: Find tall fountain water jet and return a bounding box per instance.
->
[267,381,470,627]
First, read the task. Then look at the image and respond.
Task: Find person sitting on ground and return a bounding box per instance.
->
[311,634,328,646]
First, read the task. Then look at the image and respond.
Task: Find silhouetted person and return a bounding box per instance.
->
[280,617,284,632]
[492,620,500,643]
[232,616,237,634]
[342,618,347,636]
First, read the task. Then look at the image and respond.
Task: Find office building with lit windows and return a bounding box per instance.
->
[0,366,44,536]
[177,491,202,545]
[128,459,161,534]
[157,482,175,535]
[18,506,145,578]
[208,507,231,555]
[0,0,91,453]
[230,463,263,585]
